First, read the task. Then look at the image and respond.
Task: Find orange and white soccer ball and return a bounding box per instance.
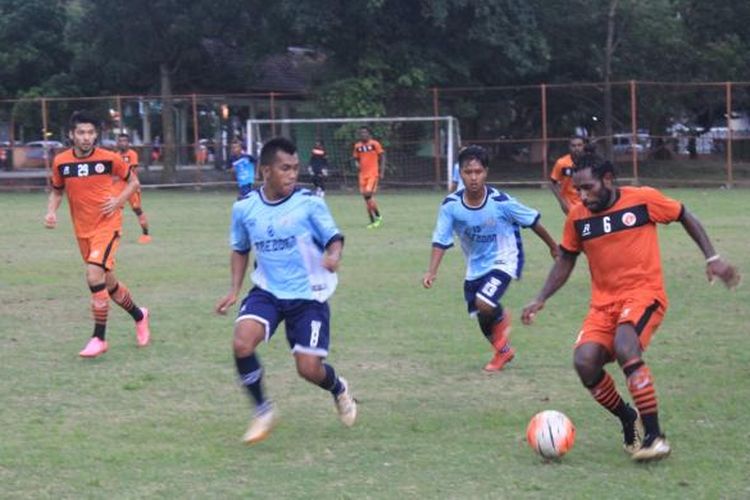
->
[526,410,576,459]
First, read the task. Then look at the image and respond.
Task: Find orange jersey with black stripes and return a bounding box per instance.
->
[550,154,580,207]
[51,147,131,238]
[119,148,139,177]
[561,186,683,307]
[352,139,384,177]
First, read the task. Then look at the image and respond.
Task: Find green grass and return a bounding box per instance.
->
[1,188,749,499]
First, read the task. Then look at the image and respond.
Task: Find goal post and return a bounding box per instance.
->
[247,116,461,190]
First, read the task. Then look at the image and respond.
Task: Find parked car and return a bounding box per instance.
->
[13,141,65,169]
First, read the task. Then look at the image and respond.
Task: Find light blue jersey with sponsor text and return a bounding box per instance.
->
[230,187,342,302]
[431,186,540,280]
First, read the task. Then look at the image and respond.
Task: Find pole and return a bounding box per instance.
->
[41,98,51,188]
[541,83,548,180]
[630,80,639,185]
[432,87,440,187]
[192,94,201,184]
[446,117,454,192]
[726,82,733,187]
[270,92,276,137]
[116,95,123,134]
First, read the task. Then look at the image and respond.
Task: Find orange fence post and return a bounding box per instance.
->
[630,80,638,185]
[541,83,548,180]
[433,87,441,186]
[725,82,733,187]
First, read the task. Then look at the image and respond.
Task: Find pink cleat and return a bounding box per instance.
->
[79,337,108,358]
[135,308,151,347]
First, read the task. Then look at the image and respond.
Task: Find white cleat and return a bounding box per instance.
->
[334,378,357,427]
[242,405,276,445]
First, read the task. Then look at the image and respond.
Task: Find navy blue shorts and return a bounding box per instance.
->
[236,287,331,357]
[463,269,512,315]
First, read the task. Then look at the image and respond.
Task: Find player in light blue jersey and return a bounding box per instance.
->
[423,145,559,372]
[228,140,257,199]
[216,137,357,444]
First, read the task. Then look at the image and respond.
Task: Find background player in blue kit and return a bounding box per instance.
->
[228,140,257,199]
[215,137,357,445]
[422,145,559,372]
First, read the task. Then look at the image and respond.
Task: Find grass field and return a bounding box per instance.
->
[1,188,749,499]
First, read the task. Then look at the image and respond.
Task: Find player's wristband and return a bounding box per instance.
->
[705,254,721,264]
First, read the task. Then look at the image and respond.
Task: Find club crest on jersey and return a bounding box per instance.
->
[622,212,637,227]
[94,163,105,174]
[563,167,573,177]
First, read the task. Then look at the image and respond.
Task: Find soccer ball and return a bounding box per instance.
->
[526,410,576,459]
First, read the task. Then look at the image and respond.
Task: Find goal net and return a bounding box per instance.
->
[247,116,461,190]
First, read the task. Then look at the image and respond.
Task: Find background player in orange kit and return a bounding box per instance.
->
[44,111,151,358]
[115,133,151,243]
[522,153,740,462]
[549,135,586,214]
[352,126,385,228]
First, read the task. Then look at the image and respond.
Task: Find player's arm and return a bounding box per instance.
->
[322,237,344,272]
[549,180,569,214]
[44,187,64,228]
[679,207,741,289]
[215,250,250,314]
[530,220,560,259]
[521,249,578,324]
[422,245,447,289]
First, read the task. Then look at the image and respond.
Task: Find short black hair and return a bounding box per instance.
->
[117,133,130,139]
[260,137,296,166]
[573,152,616,180]
[570,135,587,143]
[458,144,489,169]
[69,111,98,131]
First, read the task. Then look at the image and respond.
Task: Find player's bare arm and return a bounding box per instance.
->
[679,208,741,289]
[549,181,569,214]
[322,239,343,272]
[530,220,560,259]
[102,174,140,215]
[521,250,578,324]
[422,246,446,288]
[44,188,64,228]
[216,250,250,314]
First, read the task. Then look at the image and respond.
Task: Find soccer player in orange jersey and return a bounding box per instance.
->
[352,126,385,228]
[115,133,151,243]
[549,136,586,214]
[522,153,740,461]
[44,112,151,358]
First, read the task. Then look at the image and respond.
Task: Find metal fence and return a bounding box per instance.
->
[2,81,749,189]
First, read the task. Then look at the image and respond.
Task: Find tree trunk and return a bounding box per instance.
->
[160,63,177,182]
[603,0,618,160]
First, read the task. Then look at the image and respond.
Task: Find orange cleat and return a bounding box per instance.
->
[138,234,152,244]
[79,337,109,358]
[135,308,150,347]
[484,347,515,372]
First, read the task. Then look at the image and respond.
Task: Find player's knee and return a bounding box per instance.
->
[614,324,641,365]
[363,193,372,200]
[475,298,497,317]
[573,349,601,385]
[85,265,106,286]
[295,357,322,382]
[133,207,143,216]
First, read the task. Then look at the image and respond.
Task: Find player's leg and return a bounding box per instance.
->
[287,300,356,426]
[614,300,670,461]
[234,288,281,443]
[574,308,641,453]
[105,270,149,347]
[80,260,110,357]
[130,191,151,243]
[467,271,514,371]
[368,177,382,226]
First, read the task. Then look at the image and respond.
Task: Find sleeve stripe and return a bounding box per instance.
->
[325,234,344,248]
[432,242,453,250]
[560,244,579,256]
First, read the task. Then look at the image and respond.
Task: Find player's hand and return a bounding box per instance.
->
[43,212,57,229]
[215,293,237,315]
[322,253,341,272]
[521,299,545,325]
[707,259,741,290]
[422,272,436,289]
[101,197,120,215]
